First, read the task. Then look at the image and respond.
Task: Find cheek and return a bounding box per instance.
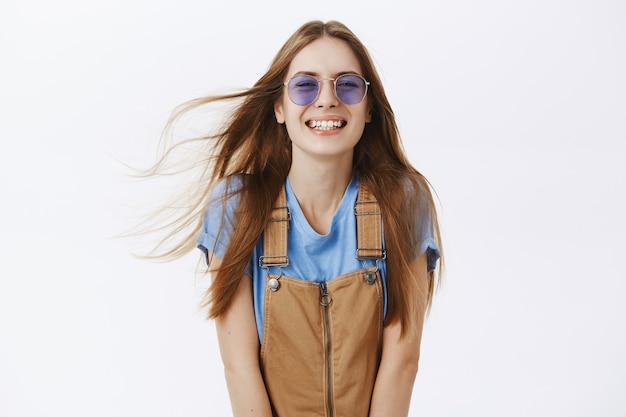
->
[284,116,304,137]
[283,105,305,127]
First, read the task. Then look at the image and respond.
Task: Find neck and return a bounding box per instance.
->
[287,154,354,234]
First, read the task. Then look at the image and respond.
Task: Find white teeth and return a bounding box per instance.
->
[308,120,344,130]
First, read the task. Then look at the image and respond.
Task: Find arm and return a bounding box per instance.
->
[369,253,429,417]
[210,256,273,417]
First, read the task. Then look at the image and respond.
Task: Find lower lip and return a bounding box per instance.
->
[308,126,344,135]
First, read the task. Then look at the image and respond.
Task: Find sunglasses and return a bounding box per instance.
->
[284,74,370,106]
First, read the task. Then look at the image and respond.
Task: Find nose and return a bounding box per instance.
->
[314,78,338,107]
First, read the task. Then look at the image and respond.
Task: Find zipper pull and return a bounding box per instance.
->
[319,283,332,306]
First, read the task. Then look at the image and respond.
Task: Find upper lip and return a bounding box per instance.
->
[306,116,346,123]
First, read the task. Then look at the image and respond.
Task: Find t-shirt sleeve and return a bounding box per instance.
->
[196,177,249,273]
[419,225,440,273]
[415,183,441,273]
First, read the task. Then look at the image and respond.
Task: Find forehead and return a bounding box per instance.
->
[287,37,362,77]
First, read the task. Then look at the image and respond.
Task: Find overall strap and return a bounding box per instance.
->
[260,182,385,268]
[355,184,385,260]
[259,186,290,268]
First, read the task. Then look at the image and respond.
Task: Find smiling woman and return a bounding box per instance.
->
[140,20,443,417]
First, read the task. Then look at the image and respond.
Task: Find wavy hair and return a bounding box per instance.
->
[142,20,443,336]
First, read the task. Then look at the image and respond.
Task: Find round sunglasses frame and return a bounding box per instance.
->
[283,73,370,106]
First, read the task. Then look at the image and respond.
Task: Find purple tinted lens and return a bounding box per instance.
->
[287,75,319,105]
[335,74,367,104]
[286,74,368,105]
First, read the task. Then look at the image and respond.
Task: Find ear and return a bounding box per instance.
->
[274,101,285,124]
[365,106,372,123]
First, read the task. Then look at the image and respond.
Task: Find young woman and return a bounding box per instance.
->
[149,20,442,417]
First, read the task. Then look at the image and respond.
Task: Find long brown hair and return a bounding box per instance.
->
[143,20,443,335]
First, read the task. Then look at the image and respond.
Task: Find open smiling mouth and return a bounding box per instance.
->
[307,120,345,131]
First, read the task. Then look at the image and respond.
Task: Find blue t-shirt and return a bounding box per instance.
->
[197,173,440,341]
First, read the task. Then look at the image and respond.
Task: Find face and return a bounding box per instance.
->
[274,37,372,163]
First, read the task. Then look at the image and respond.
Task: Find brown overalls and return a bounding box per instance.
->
[259,184,386,417]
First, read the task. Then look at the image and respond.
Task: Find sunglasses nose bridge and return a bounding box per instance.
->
[315,78,339,104]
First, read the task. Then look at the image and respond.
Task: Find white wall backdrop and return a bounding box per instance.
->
[1,0,624,416]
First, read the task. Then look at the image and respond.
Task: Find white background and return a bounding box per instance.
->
[1,0,625,416]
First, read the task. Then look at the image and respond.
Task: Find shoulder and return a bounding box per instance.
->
[400,172,431,197]
[198,175,250,256]
[207,174,250,206]
[210,174,248,196]
[201,174,253,228]
[390,172,434,218]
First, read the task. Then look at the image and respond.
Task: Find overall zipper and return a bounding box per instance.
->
[319,282,334,417]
